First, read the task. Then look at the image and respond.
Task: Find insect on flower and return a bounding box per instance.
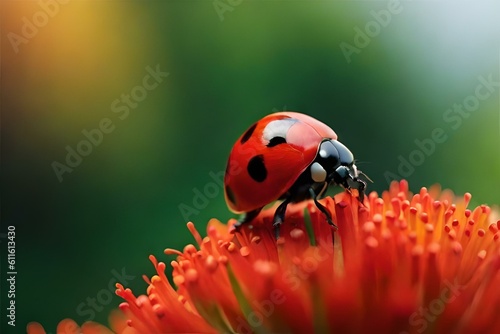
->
[27,181,500,334]
[223,111,370,238]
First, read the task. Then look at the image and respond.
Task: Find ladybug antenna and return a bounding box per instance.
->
[358,171,373,183]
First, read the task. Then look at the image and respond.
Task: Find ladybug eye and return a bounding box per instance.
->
[247,155,267,182]
[267,136,287,147]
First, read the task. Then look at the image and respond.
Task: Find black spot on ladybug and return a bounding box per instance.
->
[267,136,287,147]
[225,159,231,177]
[247,155,267,182]
[240,123,257,144]
[225,185,236,205]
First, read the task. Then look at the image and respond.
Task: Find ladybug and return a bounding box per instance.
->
[224,112,369,238]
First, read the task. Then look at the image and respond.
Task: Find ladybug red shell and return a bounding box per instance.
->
[224,111,368,238]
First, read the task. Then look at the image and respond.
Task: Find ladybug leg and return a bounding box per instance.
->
[351,171,370,206]
[316,181,329,198]
[309,186,338,230]
[356,178,367,204]
[272,198,292,239]
[233,208,262,233]
[349,175,367,206]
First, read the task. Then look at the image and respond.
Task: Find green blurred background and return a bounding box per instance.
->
[1,0,499,332]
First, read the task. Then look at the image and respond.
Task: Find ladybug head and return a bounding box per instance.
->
[310,139,368,202]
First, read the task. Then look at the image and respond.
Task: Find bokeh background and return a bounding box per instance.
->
[2,0,499,332]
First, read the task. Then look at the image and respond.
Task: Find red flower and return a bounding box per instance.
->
[28,181,500,334]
